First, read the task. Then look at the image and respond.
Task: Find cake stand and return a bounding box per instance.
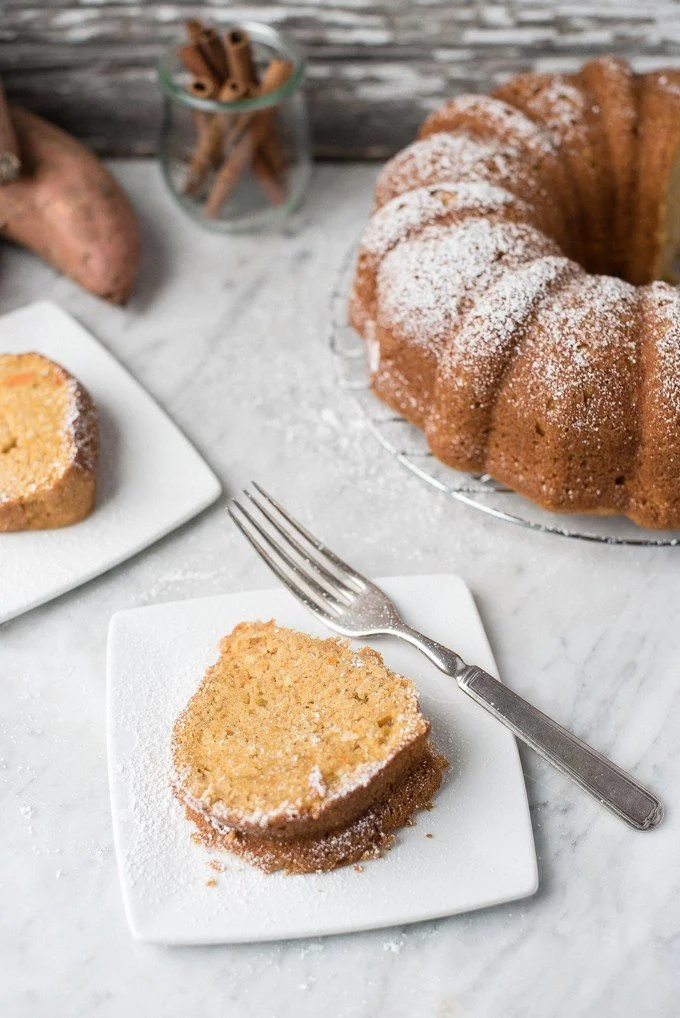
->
[330,244,680,546]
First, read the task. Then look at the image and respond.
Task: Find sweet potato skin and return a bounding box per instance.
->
[0,108,140,303]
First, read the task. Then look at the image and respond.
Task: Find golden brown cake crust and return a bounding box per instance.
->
[172,621,438,844]
[350,58,680,530]
[629,71,680,285]
[0,352,98,531]
[579,56,638,281]
[177,743,448,874]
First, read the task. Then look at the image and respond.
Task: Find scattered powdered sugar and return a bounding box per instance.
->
[424,95,557,159]
[376,218,559,351]
[651,72,680,97]
[642,282,680,423]
[442,255,576,379]
[375,131,531,208]
[366,328,380,373]
[308,765,327,798]
[432,257,579,458]
[518,76,591,144]
[362,180,523,259]
[524,273,638,431]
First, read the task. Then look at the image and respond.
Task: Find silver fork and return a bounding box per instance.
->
[228,484,664,832]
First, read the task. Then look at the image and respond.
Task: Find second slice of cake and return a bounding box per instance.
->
[172,620,447,873]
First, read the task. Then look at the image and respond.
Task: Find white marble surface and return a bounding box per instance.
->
[1,162,678,1018]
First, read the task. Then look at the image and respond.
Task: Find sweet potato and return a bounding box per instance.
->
[0,107,139,303]
[0,83,20,182]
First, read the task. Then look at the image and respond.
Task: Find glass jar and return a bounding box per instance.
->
[157,22,311,232]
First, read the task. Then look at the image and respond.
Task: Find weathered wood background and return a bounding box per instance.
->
[3,1,680,158]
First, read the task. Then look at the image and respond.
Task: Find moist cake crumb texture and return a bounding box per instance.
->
[172,620,447,873]
[0,352,99,530]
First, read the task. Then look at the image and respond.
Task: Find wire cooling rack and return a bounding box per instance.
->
[330,243,680,546]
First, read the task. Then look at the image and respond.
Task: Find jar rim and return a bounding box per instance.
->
[157,21,306,113]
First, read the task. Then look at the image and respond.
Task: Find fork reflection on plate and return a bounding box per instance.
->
[228,484,664,833]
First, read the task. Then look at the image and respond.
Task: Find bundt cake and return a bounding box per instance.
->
[172,620,447,873]
[349,57,680,529]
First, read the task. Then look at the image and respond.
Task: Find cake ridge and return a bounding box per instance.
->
[376,218,561,353]
[418,94,578,252]
[350,180,539,335]
[427,255,581,470]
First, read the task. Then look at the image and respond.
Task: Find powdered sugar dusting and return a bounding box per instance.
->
[527,274,638,431]
[376,219,560,351]
[180,745,447,875]
[363,181,526,258]
[375,131,535,208]
[445,256,576,377]
[643,282,680,422]
[308,765,327,798]
[513,75,593,146]
[423,95,557,159]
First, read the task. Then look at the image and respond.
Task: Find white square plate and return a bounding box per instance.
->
[0,301,221,624]
[107,575,537,944]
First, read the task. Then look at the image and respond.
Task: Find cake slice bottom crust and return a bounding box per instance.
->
[177,743,448,874]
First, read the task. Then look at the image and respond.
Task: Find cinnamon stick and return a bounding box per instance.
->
[197,27,229,82]
[252,151,287,206]
[224,29,258,92]
[185,18,204,45]
[204,59,292,216]
[177,43,217,83]
[223,30,288,201]
[183,77,248,195]
[0,82,21,184]
[187,76,217,100]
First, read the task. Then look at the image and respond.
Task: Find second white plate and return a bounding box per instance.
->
[0,301,221,624]
[107,575,537,944]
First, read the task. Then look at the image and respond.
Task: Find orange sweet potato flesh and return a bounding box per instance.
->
[0,108,140,303]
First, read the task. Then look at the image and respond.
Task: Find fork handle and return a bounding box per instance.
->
[459,666,663,831]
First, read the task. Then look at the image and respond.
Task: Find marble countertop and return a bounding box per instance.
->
[2,162,678,1018]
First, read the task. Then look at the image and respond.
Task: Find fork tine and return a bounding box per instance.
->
[229,502,343,617]
[244,488,355,602]
[251,483,366,592]
[228,506,339,621]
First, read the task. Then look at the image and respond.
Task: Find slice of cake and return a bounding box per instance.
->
[172,620,447,873]
[0,352,98,531]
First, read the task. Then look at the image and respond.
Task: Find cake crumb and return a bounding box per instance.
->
[353,863,364,873]
[206,878,217,888]
[425,832,433,839]
[208,858,225,872]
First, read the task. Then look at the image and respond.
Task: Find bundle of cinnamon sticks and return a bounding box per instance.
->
[177,20,291,217]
